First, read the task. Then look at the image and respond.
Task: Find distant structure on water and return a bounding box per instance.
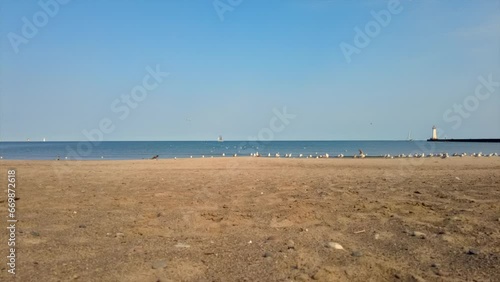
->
[427,126,500,143]
[218,135,223,142]
[407,130,413,141]
[431,126,438,140]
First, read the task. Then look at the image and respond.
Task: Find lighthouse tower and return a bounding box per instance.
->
[431,126,438,140]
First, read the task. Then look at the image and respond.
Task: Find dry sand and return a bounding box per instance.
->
[1,157,499,281]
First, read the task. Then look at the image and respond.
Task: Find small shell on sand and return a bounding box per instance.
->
[327,242,344,250]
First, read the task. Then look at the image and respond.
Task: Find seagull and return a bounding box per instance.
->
[358,149,366,158]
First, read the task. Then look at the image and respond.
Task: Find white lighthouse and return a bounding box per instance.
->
[431,126,438,140]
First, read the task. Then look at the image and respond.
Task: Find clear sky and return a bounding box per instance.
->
[1,0,499,141]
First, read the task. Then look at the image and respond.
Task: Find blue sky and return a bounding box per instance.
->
[1,0,499,141]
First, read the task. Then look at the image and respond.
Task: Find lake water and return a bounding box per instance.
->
[1,141,499,160]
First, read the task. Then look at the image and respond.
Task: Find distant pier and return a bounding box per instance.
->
[427,138,500,143]
[427,126,500,143]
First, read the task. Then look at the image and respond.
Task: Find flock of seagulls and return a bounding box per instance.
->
[242,150,499,159]
[249,150,357,158]
[2,151,498,161]
[387,152,499,159]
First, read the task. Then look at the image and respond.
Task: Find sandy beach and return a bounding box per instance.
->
[1,157,499,281]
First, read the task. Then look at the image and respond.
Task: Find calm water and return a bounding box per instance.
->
[0,141,499,160]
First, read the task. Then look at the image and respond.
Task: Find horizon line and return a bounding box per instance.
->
[0,139,428,142]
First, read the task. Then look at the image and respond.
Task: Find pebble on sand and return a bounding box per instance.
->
[174,242,190,248]
[412,231,426,239]
[151,260,167,269]
[351,251,363,257]
[326,242,344,250]
[467,249,479,255]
